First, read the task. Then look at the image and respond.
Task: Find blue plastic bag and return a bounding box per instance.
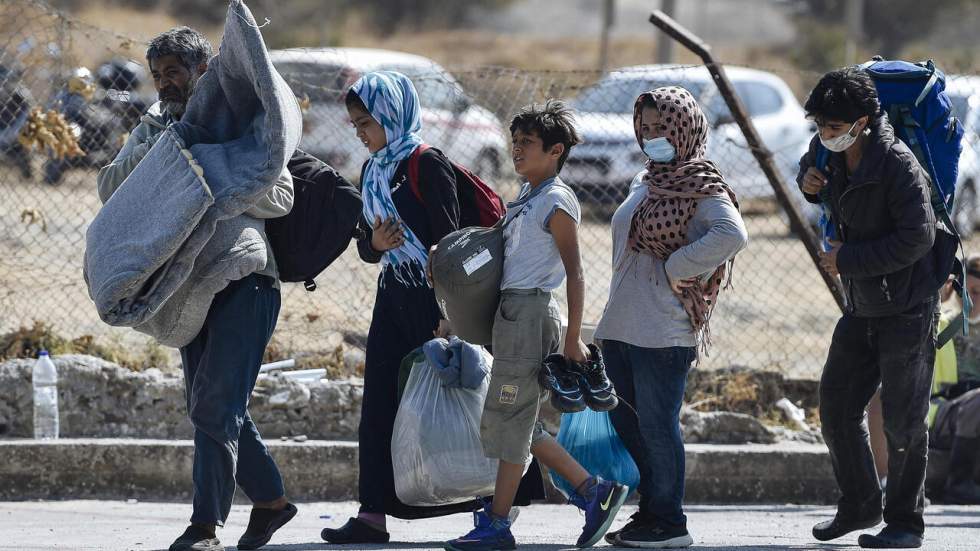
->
[551,409,640,498]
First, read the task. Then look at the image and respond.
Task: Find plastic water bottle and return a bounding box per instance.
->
[32,350,59,439]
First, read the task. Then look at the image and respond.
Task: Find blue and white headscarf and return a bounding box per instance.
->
[352,71,429,287]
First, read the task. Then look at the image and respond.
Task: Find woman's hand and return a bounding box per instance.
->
[426,244,438,285]
[370,216,405,252]
[434,318,452,338]
[667,272,696,294]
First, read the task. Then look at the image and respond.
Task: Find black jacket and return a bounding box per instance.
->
[797,114,947,317]
[356,148,459,264]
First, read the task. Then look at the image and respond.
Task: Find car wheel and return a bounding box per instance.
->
[954,181,976,239]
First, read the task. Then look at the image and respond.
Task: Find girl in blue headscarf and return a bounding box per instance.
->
[321,71,473,542]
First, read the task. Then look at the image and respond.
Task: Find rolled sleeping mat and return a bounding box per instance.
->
[430,224,505,346]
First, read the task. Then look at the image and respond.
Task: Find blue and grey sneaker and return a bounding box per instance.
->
[571,477,629,548]
[540,353,587,413]
[445,510,516,551]
[577,344,619,412]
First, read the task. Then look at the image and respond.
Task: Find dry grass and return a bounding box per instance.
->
[0,320,172,371]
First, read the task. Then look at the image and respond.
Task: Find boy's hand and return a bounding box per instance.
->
[564,337,589,364]
[818,239,842,276]
[801,167,828,195]
[371,215,405,252]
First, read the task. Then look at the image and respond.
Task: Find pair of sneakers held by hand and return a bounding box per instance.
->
[539,343,619,413]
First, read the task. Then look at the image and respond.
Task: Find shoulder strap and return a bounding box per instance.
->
[407,144,432,205]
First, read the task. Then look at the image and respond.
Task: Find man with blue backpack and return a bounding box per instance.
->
[798,61,963,549]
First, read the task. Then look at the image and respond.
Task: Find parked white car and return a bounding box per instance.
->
[565,64,814,207]
[269,47,509,183]
[947,75,980,238]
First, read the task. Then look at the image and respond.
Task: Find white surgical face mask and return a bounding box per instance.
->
[819,119,861,153]
[643,137,676,162]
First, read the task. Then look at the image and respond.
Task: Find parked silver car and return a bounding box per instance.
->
[269,48,509,183]
[565,64,814,207]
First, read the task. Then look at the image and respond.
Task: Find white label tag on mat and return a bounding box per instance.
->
[462,248,493,276]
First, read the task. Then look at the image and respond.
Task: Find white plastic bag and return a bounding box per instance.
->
[392,348,498,506]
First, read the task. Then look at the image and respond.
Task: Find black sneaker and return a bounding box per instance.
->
[618,522,693,549]
[575,344,619,412]
[539,353,587,413]
[604,511,647,545]
[237,503,298,550]
[321,517,390,544]
[169,524,223,551]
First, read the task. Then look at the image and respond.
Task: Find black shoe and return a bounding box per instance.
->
[604,511,647,545]
[169,524,223,551]
[321,517,390,544]
[577,344,619,412]
[237,503,298,550]
[540,353,587,413]
[812,513,882,541]
[618,522,693,548]
[858,525,923,548]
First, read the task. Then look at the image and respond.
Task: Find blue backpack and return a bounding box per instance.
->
[815,57,968,345]
[817,57,964,226]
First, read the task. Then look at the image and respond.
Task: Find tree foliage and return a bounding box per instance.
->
[786,0,971,58]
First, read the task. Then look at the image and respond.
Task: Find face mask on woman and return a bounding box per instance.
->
[643,137,676,162]
[819,119,862,153]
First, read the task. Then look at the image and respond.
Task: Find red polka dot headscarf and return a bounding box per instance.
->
[628,86,740,351]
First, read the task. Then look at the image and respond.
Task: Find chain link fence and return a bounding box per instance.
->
[2,0,979,378]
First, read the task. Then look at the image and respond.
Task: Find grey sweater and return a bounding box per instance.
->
[594,171,748,349]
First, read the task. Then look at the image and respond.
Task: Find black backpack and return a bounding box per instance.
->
[266,149,362,291]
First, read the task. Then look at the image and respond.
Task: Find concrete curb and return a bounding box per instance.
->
[0,439,837,504]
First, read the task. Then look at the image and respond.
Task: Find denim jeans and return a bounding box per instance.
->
[820,296,938,536]
[179,274,284,526]
[601,340,695,529]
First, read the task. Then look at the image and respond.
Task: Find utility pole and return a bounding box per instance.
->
[598,0,615,73]
[656,0,677,63]
[845,0,865,65]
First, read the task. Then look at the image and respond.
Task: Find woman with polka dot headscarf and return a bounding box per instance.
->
[593,86,747,548]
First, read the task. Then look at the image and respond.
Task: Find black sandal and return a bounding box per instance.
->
[321,517,391,544]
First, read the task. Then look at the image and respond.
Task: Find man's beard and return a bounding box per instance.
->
[159,72,200,119]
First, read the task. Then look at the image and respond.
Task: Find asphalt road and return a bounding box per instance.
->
[0,501,977,551]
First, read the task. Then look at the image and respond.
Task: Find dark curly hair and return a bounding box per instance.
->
[146,26,212,72]
[510,99,582,172]
[804,66,880,124]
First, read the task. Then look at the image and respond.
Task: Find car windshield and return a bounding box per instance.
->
[388,64,462,112]
[273,61,354,103]
[574,76,705,114]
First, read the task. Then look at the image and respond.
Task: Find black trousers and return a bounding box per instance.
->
[358,273,479,519]
[819,296,938,536]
